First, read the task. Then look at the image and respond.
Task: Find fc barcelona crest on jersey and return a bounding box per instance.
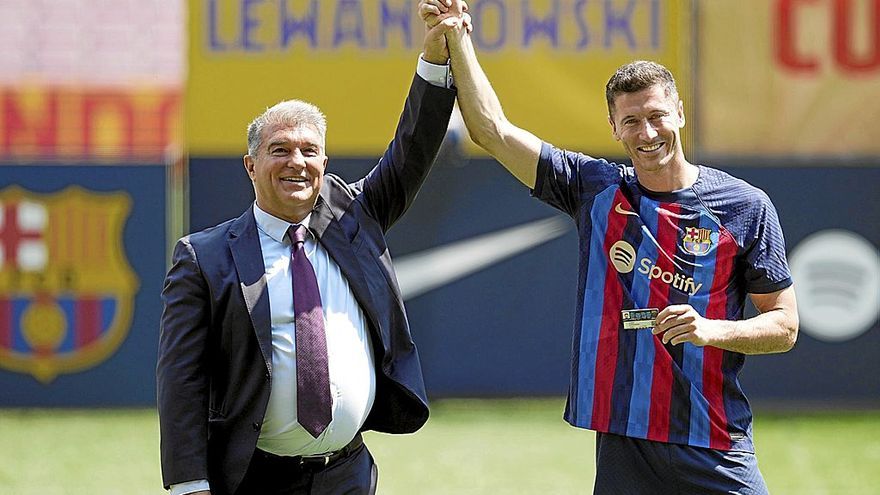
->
[0,186,139,383]
[682,227,714,256]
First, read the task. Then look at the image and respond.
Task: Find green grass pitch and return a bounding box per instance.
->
[0,399,877,494]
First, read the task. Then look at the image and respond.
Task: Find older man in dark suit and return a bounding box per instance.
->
[157,15,464,495]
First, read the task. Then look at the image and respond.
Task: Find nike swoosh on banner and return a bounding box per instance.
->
[395,216,570,300]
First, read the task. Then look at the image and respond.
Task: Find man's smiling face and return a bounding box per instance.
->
[609,84,686,175]
[244,123,328,223]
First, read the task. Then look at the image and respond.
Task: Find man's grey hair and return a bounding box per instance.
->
[605,60,679,117]
[246,100,327,156]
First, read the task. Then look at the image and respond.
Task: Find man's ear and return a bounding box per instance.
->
[678,100,686,128]
[243,154,256,180]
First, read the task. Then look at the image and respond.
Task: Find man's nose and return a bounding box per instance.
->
[640,121,659,141]
[287,150,306,167]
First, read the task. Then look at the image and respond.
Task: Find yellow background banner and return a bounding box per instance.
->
[187,0,691,156]
[698,0,880,157]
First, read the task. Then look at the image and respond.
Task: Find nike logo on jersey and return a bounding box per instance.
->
[614,202,639,217]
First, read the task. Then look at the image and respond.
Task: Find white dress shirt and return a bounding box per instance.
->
[170,56,451,495]
[253,204,375,456]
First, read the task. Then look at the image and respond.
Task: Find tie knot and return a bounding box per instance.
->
[289,224,308,246]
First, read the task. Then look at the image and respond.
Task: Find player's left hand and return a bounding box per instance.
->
[653,304,718,347]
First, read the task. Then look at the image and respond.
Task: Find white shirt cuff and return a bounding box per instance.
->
[170,479,211,495]
[417,54,452,89]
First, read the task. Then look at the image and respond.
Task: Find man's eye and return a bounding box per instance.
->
[272,149,287,155]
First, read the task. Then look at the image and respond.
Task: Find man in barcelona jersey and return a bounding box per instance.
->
[422,1,799,493]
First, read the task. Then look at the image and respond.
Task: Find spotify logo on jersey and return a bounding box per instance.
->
[610,241,636,273]
[609,240,703,296]
[789,230,880,342]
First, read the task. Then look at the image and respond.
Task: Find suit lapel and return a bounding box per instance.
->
[228,210,274,372]
[309,199,381,332]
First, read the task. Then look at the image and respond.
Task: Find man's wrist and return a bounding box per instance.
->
[169,479,211,495]
[417,55,452,88]
[445,27,466,48]
[420,52,449,65]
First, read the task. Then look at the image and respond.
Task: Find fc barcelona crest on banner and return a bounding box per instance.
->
[0,186,139,383]
[682,227,715,256]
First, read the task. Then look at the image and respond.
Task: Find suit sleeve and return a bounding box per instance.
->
[353,73,456,231]
[157,238,212,489]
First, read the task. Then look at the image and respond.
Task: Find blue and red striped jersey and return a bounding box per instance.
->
[533,143,792,452]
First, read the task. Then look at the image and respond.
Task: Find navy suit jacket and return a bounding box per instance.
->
[157,75,455,494]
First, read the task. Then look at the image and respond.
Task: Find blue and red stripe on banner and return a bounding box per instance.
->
[0,297,114,355]
[0,299,11,349]
[57,297,114,352]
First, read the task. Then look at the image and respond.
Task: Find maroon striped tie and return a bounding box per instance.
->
[289,225,331,438]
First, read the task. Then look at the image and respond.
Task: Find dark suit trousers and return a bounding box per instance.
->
[236,443,377,495]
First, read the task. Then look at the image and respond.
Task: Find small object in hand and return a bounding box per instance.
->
[621,308,659,330]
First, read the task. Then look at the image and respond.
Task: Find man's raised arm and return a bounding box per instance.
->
[420,0,543,188]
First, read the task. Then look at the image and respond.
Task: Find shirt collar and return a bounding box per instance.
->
[252,202,314,244]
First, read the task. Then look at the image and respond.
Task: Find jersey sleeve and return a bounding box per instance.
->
[531,142,626,218]
[742,191,793,294]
